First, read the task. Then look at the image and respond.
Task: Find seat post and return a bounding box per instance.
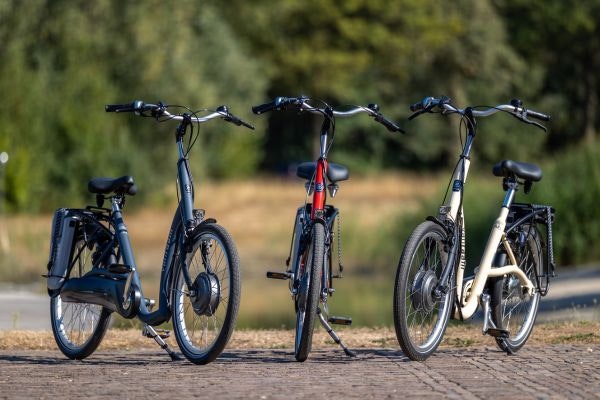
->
[502,178,518,208]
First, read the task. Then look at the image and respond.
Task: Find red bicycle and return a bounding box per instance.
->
[252,96,403,361]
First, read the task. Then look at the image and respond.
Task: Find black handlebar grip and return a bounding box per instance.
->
[375,114,405,133]
[527,109,551,122]
[252,100,278,115]
[409,101,424,112]
[105,103,135,113]
[252,97,295,114]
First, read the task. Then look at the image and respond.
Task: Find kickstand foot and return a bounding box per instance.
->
[317,308,356,358]
[142,324,182,361]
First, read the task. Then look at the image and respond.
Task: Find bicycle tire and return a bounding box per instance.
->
[172,223,241,364]
[393,220,454,361]
[490,224,542,353]
[294,223,324,362]
[50,236,112,360]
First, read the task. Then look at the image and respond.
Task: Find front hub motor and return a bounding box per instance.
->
[190,272,220,316]
[411,270,438,313]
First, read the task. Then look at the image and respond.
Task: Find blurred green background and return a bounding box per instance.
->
[0,0,599,328]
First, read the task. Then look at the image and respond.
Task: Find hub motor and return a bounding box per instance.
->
[190,272,220,316]
[411,270,438,312]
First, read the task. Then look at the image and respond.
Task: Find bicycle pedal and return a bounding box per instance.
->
[328,316,352,326]
[487,328,510,339]
[154,329,171,339]
[266,271,292,280]
[107,264,132,274]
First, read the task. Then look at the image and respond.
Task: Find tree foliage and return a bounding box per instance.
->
[0,0,266,211]
[0,0,597,212]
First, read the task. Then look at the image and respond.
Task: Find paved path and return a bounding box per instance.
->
[0,345,597,399]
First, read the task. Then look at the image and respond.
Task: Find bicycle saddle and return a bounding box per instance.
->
[88,175,137,195]
[296,162,349,183]
[492,160,542,182]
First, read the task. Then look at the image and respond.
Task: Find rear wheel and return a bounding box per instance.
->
[393,221,454,361]
[172,223,241,364]
[50,236,112,360]
[294,223,324,362]
[490,224,542,353]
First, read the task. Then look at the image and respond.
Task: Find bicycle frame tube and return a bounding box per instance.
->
[311,158,327,219]
[456,185,535,319]
[177,138,196,232]
[310,115,331,220]
[111,199,184,325]
[440,113,534,319]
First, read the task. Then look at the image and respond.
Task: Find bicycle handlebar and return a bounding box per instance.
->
[408,96,550,130]
[252,96,404,133]
[105,100,255,129]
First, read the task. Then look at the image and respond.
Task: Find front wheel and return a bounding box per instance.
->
[490,224,542,353]
[172,223,241,364]
[294,223,324,362]
[393,221,454,361]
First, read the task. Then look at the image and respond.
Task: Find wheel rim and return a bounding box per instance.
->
[404,234,451,351]
[176,232,231,354]
[51,240,105,350]
[498,238,540,343]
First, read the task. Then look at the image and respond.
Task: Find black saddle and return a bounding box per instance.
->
[296,162,349,183]
[88,176,137,196]
[492,160,542,182]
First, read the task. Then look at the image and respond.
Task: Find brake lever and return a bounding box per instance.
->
[524,117,547,132]
[516,113,547,132]
[408,110,425,120]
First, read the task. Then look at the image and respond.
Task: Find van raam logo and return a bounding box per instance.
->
[315,183,325,192]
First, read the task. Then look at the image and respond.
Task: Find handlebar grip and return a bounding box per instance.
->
[105,103,135,113]
[526,109,551,122]
[252,97,296,114]
[252,100,278,115]
[409,101,424,112]
[375,114,405,133]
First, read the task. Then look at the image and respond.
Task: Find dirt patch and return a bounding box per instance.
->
[1,321,598,351]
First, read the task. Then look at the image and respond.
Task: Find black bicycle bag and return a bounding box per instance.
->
[46,208,79,294]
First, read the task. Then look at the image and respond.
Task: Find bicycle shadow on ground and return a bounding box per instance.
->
[0,348,413,366]
[0,351,176,366]
[218,348,412,364]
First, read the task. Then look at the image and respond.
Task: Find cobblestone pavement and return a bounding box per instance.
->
[0,345,597,399]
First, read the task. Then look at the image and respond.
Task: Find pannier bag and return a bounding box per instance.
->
[47,208,79,293]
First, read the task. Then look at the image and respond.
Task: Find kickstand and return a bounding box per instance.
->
[142,324,182,361]
[317,308,356,358]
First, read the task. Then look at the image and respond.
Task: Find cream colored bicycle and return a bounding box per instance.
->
[393,97,556,361]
